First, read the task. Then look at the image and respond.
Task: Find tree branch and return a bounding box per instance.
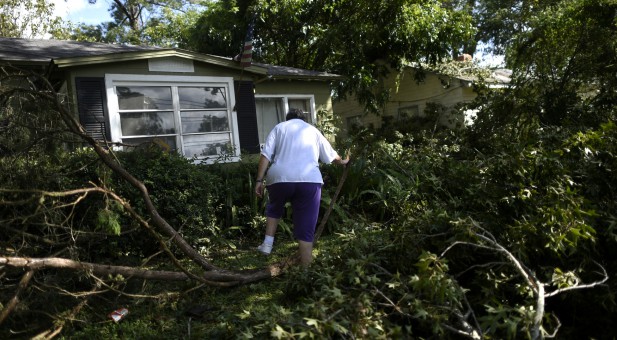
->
[0,269,35,325]
[314,159,352,243]
[544,261,608,298]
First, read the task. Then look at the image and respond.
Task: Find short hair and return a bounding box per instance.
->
[285,108,307,121]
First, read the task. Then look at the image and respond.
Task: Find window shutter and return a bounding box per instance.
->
[234,80,260,154]
[75,77,110,141]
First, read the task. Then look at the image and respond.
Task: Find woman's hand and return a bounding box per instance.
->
[334,154,351,166]
[255,181,265,198]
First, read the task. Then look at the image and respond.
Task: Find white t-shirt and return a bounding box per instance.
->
[261,119,338,184]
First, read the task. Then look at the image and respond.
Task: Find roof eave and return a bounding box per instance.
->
[53,49,269,75]
[267,75,345,82]
[51,48,343,81]
[0,60,50,68]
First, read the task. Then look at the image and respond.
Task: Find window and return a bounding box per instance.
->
[105,74,239,161]
[254,95,314,144]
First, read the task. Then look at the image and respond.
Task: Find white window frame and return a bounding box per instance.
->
[254,94,316,123]
[254,94,316,148]
[105,74,240,163]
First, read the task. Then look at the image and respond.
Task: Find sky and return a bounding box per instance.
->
[474,42,505,68]
[51,0,112,25]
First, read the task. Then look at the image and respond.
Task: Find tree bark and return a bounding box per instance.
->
[0,269,34,325]
[0,256,298,285]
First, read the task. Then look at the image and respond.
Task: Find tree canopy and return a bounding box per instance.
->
[0,0,62,38]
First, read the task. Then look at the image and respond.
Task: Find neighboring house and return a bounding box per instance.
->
[0,37,342,162]
[334,63,511,134]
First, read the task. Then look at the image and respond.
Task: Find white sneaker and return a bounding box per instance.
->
[257,243,272,255]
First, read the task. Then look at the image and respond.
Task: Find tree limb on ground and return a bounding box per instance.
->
[441,219,609,340]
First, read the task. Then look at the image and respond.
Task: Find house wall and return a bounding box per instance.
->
[333,67,478,134]
[65,59,334,119]
[66,58,238,78]
[62,57,337,157]
[65,58,242,114]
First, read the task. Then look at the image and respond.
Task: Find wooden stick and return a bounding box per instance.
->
[314,158,352,244]
[0,269,34,325]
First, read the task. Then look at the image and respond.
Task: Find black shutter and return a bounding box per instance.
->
[234,80,260,154]
[75,77,110,141]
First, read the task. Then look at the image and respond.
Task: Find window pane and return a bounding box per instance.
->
[120,111,175,136]
[288,98,310,113]
[255,98,284,144]
[122,136,177,151]
[117,86,173,110]
[182,134,231,158]
[180,110,229,133]
[179,87,227,109]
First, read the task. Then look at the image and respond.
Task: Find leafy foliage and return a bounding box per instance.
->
[51,0,205,45]
[0,0,62,38]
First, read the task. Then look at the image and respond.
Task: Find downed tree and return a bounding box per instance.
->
[0,256,293,284]
[0,68,350,326]
[440,220,609,340]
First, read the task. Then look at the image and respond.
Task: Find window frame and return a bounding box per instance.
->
[254,94,316,123]
[104,74,240,163]
[254,94,315,145]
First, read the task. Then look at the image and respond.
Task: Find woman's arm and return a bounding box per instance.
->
[255,155,270,198]
[332,153,350,166]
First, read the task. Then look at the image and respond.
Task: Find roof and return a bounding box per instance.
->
[456,68,512,86]
[402,60,512,87]
[0,37,342,81]
[0,37,159,63]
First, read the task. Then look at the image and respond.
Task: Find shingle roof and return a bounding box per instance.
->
[0,37,160,63]
[0,37,342,80]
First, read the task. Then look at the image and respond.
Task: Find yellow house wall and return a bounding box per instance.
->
[333,68,478,133]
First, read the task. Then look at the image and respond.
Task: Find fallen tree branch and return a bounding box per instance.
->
[0,68,307,332]
[544,261,608,297]
[441,219,609,340]
[0,255,299,285]
[1,257,189,281]
[0,269,35,325]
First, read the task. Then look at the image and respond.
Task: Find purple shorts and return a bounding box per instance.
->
[265,182,322,242]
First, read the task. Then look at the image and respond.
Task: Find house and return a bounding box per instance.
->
[0,37,342,162]
[333,62,511,134]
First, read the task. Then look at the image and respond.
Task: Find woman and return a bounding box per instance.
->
[254,108,349,266]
